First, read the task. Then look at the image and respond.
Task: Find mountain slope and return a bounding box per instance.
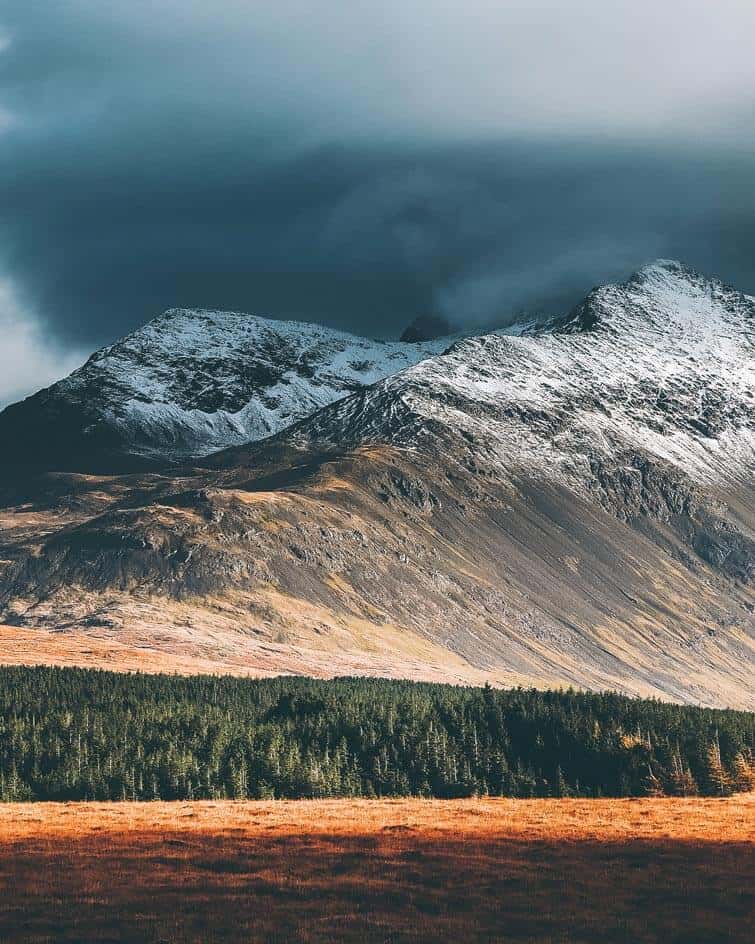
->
[286,260,754,487]
[0,310,450,473]
[0,261,753,706]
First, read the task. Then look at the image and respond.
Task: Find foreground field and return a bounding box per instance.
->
[0,797,753,943]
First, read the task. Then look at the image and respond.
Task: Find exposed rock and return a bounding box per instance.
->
[400,314,453,343]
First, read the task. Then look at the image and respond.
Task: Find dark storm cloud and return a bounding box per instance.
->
[1,1,755,402]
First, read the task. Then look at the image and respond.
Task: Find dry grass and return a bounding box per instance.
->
[0,613,494,687]
[0,796,752,943]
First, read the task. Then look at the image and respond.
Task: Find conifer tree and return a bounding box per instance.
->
[732,750,755,792]
[705,737,732,797]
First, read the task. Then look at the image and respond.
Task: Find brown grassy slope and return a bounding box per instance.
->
[0,797,753,944]
[2,445,753,706]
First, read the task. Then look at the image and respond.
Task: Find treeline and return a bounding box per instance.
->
[0,667,753,801]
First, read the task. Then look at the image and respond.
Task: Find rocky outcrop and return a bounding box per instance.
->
[400,314,453,342]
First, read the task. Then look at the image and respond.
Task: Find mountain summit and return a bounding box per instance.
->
[291,259,754,488]
[1,262,753,706]
[0,311,451,473]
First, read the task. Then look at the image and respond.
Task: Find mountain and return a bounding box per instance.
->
[399,313,453,342]
[0,310,450,473]
[1,261,753,706]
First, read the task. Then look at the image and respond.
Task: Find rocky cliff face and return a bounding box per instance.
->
[0,261,753,706]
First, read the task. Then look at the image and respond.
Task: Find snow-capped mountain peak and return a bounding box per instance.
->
[1,260,751,482]
[551,258,754,337]
[287,260,755,491]
[0,308,454,470]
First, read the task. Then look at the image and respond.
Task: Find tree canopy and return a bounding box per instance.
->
[0,667,752,802]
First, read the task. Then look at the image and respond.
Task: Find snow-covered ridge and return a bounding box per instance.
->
[3,259,752,480]
[293,261,755,489]
[13,310,454,461]
[547,258,755,336]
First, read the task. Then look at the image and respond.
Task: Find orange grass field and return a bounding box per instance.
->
[0,796,753,943]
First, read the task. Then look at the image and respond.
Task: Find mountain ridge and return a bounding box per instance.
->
[0,260,753,707]
[0,309,456,474]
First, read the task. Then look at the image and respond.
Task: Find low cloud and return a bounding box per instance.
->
[0,279,84,408]
[435,240,669,327]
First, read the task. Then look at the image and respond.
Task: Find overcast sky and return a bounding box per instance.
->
[2,1,755,404]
